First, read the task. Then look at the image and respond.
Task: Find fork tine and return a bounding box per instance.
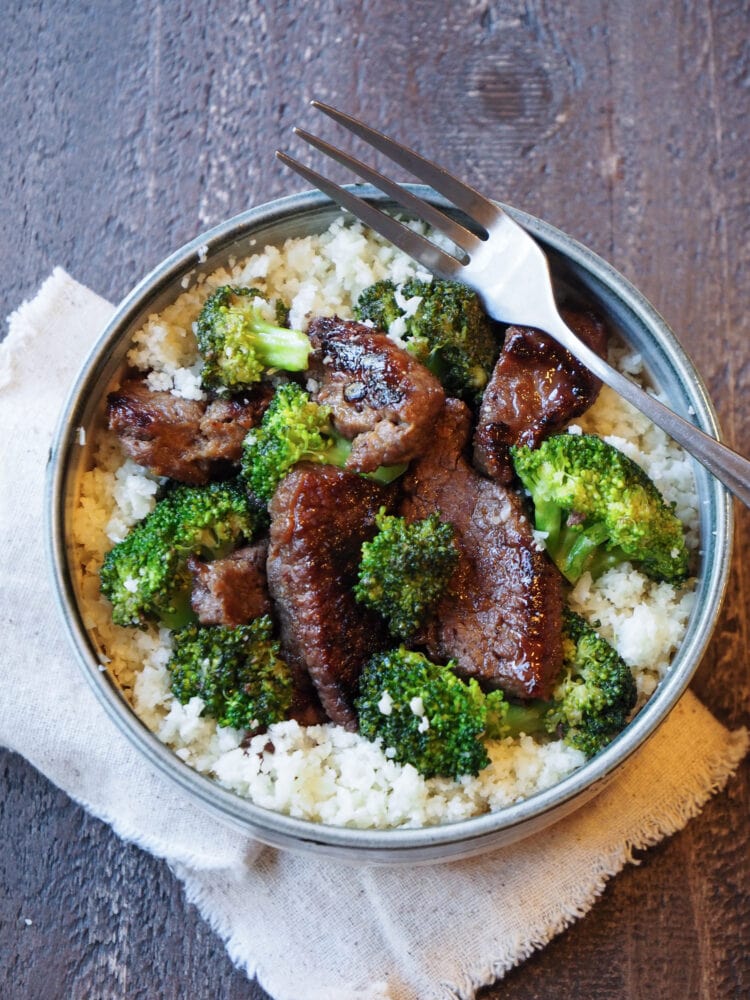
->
[311,100,501,231]
[292,127,483,255]
[275,150,463,280]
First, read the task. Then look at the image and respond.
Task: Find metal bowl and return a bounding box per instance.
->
[46,187,733,864]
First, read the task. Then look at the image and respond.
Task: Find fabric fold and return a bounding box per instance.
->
[1,269,747,1000]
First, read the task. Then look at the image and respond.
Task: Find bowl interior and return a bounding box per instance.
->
[47,187,733,863]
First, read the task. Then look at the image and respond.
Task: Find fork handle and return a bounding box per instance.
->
[545,313,750,507]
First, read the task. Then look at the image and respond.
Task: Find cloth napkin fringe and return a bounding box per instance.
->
[174,866,393,1000]
[464,726,749,1000]
[2,267,97,389]
[173,727,749,1000]
[616,725,749,859]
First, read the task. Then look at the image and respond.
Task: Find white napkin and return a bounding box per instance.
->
[1,268,747,1000]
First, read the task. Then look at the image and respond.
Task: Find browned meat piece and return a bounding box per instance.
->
[307,316,445,472]
[473,308,608,483]
[187,542,271,626]
[287,685,329,728]
[267,463,396,729]
[197,392,273,461]
[188,540,328,727]
[402,399,563,700]
[107,377,273,484]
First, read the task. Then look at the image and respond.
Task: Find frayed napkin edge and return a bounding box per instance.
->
[458,724,749,1000]
[172,859,393,1000]
[170,727,747,1000]
[1,268,112,390]
[3,268,68,387]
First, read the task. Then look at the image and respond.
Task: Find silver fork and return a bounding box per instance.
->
[277,101,750,507]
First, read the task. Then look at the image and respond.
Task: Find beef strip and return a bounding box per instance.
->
[267,463,396,729]
[401,399,563,700]
[307,316,445,472]
[473,308,608,483]
[287,684,329,728]
[188,541,327,727]
[188,542,271,626]
[107,377,273,484]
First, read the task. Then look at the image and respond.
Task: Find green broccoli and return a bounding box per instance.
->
[100,479,261,627]
[168,616,293,732]
[356,647,491,779]
[485,608,637,758]
[241,381,405,504]
[353,279,405,331]
[354,509,458,639]
[510,433,689,584]
[195,285,311,393]
[548,607,638,756]
[354,277,498,400]
[356,611,637,778]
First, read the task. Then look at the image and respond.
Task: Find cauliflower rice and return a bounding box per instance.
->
[72,218,698,830]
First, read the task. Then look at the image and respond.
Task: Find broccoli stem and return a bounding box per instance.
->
[532,497,563,552]
[553,522,630,583]
[533,500,624,584]
[157,589,197,630]
[584,545,629,579]
[253,320,311,372]
[366,462,409,485]
[484,695,550,740]
[557,521,610,582]
[326,436,406,485]
[500,702,551,738]
[323,434,354,467]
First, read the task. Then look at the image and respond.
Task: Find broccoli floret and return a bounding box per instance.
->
[511,433,689,584]
[195,285,311,393]
[240,381,351,503]
[356,611,636,776]
[168,616,293,732]
[100,479,261,627]
[484,608,637,758]
[354,509,458,639]
[241,381,405,504]
[356,647,490,779]
[483,690,550,741]
[354,277,498,400]
[354,279,405,331]
[549,608,638,756]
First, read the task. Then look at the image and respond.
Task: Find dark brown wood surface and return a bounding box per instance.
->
[2,2,748,997]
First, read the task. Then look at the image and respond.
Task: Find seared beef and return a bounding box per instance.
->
[107,378,273,484]
[473,309,608,483]
[307,316,445,472]
[188,542,271,626]
[189,540,327,726]
[401,399,563,700]
[287,684,328,727]
[267,463,396,728]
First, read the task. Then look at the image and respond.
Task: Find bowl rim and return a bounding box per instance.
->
[46,186,734,862]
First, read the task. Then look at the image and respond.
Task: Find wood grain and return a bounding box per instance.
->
[1,1,748,997]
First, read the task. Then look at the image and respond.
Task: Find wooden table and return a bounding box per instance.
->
[2,2,748,997]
